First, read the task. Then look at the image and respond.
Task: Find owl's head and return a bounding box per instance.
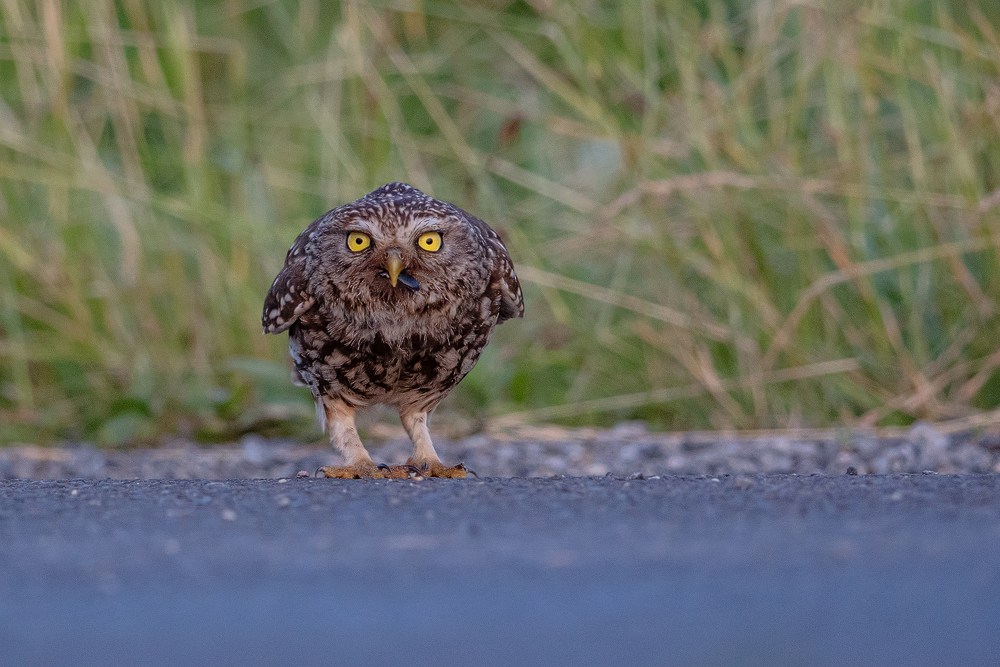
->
[313,183,493,307]
[263,182,522,336]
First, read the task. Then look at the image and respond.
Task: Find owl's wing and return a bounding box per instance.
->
[262,231,316,334]
[493,241,524,323]
[462,211,524,323]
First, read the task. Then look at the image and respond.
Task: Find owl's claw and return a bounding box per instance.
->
[387,462,428,477]
[407,459,476,479]
[318,462,415,479]
[448,462,478,478]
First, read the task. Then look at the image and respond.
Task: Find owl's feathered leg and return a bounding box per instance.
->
[318,396,415,479]
[400,410,474,479]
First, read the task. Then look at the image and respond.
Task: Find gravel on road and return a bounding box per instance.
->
[3,421,999,480]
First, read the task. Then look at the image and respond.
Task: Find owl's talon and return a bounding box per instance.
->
[318,462,414,479]
[406,459,473,479]
[453,462,478,478]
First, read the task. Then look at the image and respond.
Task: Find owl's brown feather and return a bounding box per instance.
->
[262,183,521,477]
[262,235,314,335]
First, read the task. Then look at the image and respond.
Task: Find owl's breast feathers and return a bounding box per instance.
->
[288,298,498,409]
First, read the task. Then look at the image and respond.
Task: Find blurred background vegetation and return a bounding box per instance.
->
[2,0,1000,446]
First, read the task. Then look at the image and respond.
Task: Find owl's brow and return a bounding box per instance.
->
[339,215,376,233]
[405,216,446,233]
[341,225,372,233]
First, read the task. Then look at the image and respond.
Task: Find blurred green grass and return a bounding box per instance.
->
[2,0,1000,445]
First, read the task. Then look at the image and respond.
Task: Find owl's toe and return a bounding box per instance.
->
[407,459,477,479]
[318,462,418,479]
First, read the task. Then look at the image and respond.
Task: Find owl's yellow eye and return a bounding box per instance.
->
[417,232,442,252]
[347,232,371,252]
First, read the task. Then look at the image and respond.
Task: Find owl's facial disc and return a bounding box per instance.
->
[380,248,420,291]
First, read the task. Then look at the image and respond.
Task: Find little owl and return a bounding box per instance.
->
[262,182,523,478]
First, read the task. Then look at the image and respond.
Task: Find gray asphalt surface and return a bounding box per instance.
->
[2,474,999,666]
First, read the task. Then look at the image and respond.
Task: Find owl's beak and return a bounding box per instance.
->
[384,250,404,288]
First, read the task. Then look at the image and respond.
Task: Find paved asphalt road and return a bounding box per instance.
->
[2,474,999,666]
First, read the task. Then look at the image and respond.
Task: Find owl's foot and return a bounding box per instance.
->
[408,459,477,479]
[318,462,419,479]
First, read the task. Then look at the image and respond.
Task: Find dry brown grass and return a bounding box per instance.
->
[2,1,1000,444]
